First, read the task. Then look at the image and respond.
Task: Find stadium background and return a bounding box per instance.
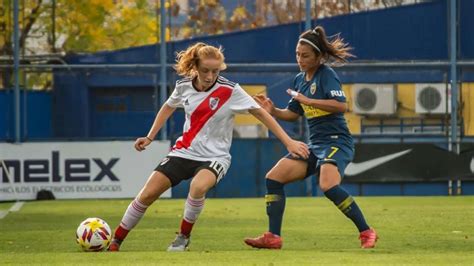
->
[1,0,474,200]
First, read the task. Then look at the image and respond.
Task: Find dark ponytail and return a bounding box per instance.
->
[299,26,354,65]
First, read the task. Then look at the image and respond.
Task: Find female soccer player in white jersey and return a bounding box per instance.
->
[244,26,378,249]
[108,42,309,252]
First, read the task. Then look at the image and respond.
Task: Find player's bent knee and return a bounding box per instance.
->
[190,171,216,197]
[138,189,161,205]
[265,172,274,180]
[319,164,341,192]
[265,167,284,181]
[319,179,339,192]
[319,183,331,192]
[189,183,212,198]
[189,188,206,198]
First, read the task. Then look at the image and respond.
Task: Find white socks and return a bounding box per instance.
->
[118,195,205,232]
[183,195,205,223]
[119,198,149,230]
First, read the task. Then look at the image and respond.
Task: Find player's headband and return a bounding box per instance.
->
[299,38,321,53]
[299,28,321,53]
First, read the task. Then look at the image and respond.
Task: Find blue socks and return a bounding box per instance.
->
[265,179,286,236]
[266,180,369,235]
[324,185,370,232]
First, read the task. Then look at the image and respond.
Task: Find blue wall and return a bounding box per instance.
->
[322,1,448,60]
[460,0,474,59]
[53,72,89,138]
[0,90,52,141]
[0,91,12,140]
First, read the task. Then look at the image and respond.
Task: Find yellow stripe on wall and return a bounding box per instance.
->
[462,83,474,136]
[343,84,361,134]
[235,85,267,125]
[396,84,417,117]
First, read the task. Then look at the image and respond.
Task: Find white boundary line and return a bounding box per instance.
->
[9,201,24,212]
[0,202,25,220]
[1,160,25,219]
[1,159,19,200]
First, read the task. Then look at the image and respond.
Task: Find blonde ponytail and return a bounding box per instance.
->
[174,42,227,77]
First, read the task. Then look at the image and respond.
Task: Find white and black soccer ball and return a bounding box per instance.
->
[76,217,112,251]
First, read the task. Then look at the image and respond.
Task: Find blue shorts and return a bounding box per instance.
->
[286,143,354,180]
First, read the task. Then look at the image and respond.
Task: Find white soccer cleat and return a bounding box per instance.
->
[167,233,190,252]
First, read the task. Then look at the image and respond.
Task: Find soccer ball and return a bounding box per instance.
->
[76,217,112,251]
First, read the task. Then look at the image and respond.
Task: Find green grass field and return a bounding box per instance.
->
[0,196,473,265]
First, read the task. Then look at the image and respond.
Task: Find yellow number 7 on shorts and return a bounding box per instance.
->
[326,146,339,159]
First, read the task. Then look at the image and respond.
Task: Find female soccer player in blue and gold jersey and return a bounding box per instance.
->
[244,26,378,249]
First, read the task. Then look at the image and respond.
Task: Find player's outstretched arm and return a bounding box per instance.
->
[249,108,309,159]
[286,89,347,113]
[253,94,300,121]
[135,104,176,152]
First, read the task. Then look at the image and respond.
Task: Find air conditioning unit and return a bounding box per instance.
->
[352,84,397,115]
[415,83,451,114]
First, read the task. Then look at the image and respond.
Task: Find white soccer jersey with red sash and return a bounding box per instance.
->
[166,76,260,174]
